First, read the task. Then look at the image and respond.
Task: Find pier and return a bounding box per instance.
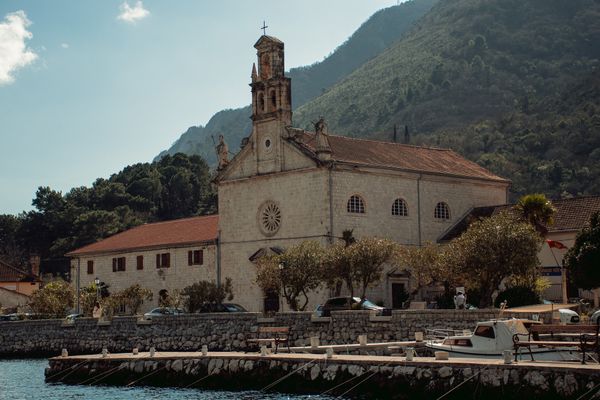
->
[46,350,600,399]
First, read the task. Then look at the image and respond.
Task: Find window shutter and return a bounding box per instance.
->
[199,250,204,265]
[137,255,143,270]
[156,254,160,268]
[166,253,171,268]
[188,250,193,266]
[87,260,94,274]
[112,258,117,272]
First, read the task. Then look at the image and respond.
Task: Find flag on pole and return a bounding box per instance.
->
[546,239,567,250]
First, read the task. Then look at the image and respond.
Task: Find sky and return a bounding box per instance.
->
[0,0,398,215]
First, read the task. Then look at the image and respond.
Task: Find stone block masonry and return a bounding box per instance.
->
[46,352,600,399]
[0,310,548,358]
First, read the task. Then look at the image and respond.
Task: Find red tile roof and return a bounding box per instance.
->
[0,260,36,282]
[67,215,219,256]
[439,196,600,241]
[292,132,508,183]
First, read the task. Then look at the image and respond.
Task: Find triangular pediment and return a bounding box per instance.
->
[254,35,283,49]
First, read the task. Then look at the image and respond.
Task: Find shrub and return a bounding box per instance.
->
[494,286,541,308]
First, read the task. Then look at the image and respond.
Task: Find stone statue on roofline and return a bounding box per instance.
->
[216,134,229,170]
[314,116,332,161]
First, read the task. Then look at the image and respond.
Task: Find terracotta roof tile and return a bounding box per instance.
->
[293,132,508,183]
[0,260,35,282]
[67,215,218,256]
[438,196,600,242]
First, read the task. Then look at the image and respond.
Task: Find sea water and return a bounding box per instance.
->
[0,359,330,400]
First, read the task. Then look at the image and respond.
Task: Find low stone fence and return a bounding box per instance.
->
[0,310,547,358]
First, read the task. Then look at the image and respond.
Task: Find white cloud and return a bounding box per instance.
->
[61,43,69,49]
[117,1,150,24]
[0,10,38,85]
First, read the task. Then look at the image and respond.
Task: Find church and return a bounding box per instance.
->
[214,35,509,311]
[68,35,509,312]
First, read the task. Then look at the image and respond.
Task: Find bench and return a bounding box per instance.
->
[513,322,600,364]
[247,326,290,353]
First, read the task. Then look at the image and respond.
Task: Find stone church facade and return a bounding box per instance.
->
[215,35,510,311]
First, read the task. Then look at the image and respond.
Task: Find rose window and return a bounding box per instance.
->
[259,201,281,236]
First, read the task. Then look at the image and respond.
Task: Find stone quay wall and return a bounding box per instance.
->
[46,354,597,399]
[0,310,548,358]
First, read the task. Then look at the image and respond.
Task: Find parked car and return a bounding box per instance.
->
[317,297,391,317]
[0,314,20,321]
[197,303,248,313]
[143,307,184,319]
[64,313,82,322]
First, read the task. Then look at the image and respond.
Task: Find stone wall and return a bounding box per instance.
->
[46,353,598,399]
[0,310,546,358]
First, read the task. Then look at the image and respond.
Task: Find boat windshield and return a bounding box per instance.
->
[442,338,473,347]
[474,325,495,339]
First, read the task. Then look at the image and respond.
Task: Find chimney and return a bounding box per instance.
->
[30,255,40,278]
[404,125,410,144]
[393,124,398,143]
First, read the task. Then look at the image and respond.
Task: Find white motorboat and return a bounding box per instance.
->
[425,319,580,361]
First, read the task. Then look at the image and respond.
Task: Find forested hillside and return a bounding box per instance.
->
[0,154,215,268]
[293,0,600,198]
[156,0,438,164]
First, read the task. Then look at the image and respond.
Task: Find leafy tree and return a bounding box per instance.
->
[28,280,75,317]
[79,283,99,317]
[256,241,324,311]
[444,212,542,307]
[181,278,233,313]
[322,237,397,299]
[348,238,398,299]
[120,284,153,315]
[565,211,600,290]
[514,193,556,235]
[494,286,541,308]
[397,241,447,300]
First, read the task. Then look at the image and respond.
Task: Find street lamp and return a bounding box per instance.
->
[278,262,285,312]
[94,277,100,302]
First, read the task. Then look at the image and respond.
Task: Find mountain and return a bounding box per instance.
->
[156,0,439,164]
[292,0,600,199]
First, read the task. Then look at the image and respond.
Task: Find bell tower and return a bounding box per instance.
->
[250,35,292,173]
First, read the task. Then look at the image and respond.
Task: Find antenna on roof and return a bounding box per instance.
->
[404,125,410,144]
[393,124,398,143]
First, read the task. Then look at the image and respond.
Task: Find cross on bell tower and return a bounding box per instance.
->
[261,21,268,36]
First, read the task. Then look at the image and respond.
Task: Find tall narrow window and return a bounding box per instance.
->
[270,89,277,109]
[347,195,365,214]
[188,250,204,266]
[434,202,450,220]
[87,260,94,275]
[392,198,408,216]
[136,255,144,270]
[156,253,170,268]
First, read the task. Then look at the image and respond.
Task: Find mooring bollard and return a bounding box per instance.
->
[326,347,334,359]
[101,348,108,358]
[503,350,512,364]
[149,347,156,357]
[310,336,320,349]
[61,349,68,358]
[435,351,449,360]
[260,345,268,356]
[201,345,208,356]
[132,347,139,355]
[405,347,414,361]
[415,332,424,342]
[358,334,367,346]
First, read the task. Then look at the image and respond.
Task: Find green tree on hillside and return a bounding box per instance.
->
[565,212,600,290]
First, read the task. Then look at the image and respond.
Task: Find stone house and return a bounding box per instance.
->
[439,196,600,304]
[67,215,218,312]
[0,257,41,309]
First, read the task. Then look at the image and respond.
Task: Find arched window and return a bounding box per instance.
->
[347,195,365,214]
[392,198,408,216]
[270,89,277,109]
[434,202,450,220]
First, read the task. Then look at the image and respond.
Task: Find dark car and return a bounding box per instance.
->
[197,303,248,313]
[318,297,391,317]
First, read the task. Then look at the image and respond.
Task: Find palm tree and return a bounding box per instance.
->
[514,193,556,236]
